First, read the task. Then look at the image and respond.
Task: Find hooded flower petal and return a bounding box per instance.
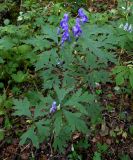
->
[72,18,82,38]
[50,101,57,113]
[78,8,88,24]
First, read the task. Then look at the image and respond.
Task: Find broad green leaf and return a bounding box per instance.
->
[0,37,15,50]
[13,98,31,117]
[23,36,51,50]
[64,89,95,114]
[53,126,71,153]
[12,71,27,83]
[116,73,125,85]
[53,135,66,153]
[64,89,82,106]
[20,126,39,148]
[35,51,50,71]
[41,24,58,43]
[64,110,88,133]
[79,92,96,103]
[119,154,131,160]
[54,111,63,136]
[33,103,47,119]
[55,86,73,103]
[112,66,127,74]
[60,45,74,66]
[93,152,101,160]
[36,120,50,143]
[35,48,57,71]
[87,104,102,124]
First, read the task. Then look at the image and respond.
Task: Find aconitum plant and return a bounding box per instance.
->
[58,8,88,44]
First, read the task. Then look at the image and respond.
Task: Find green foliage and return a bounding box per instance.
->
[13,98,32,117]
[0,0,133,158]
[129,125,133,136]
[112,64,133,89]
[97,142,108,153]
[20,126,39,148]
[119,154,131,160]
[0,129,5,141]
[93,152,102,160]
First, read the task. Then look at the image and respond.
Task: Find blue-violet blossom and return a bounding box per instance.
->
[72,8,88,39]
[78,8,88,24]
[50,101,57,113]
[59,13,70,44]
[72,18,82,38]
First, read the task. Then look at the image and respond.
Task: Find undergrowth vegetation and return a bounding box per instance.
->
[0,0,133,159]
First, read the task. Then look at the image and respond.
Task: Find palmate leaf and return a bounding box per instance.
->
[79,37,113,62]
[35,48,57,71]
[35,119,50,143]
[84,24,113,35]
[53,125,72,153]
[87,70,110,84]
[112,66,128,86]
[59,44,74,67]
[55,86,74,103]
[63,71,76,87]
[0,36,15,50]
[35,51,51,71]
[20,126,39,148]
[87,104,102,124]
[64,89,96,114]
[41,24,58,43]
[23,35,51,50]
[93,152,102,160]
[63,110,88,133]
[40,68,61,90]
[79,24,116,63]
[53,111,63,136]
[11,71,27,83]
[13,98,31,118]
[53,136,66,153]
[64,89,102,124]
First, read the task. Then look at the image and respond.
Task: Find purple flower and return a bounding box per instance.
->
[60,20,69,31]
[63,13,69,21]
[59,13,70,45]
[78,8,85,17]
[50,101,57,113]
[78,8,88,24]
[72,18,82,38]
[60,13,69,30]
[61,30,70,44]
